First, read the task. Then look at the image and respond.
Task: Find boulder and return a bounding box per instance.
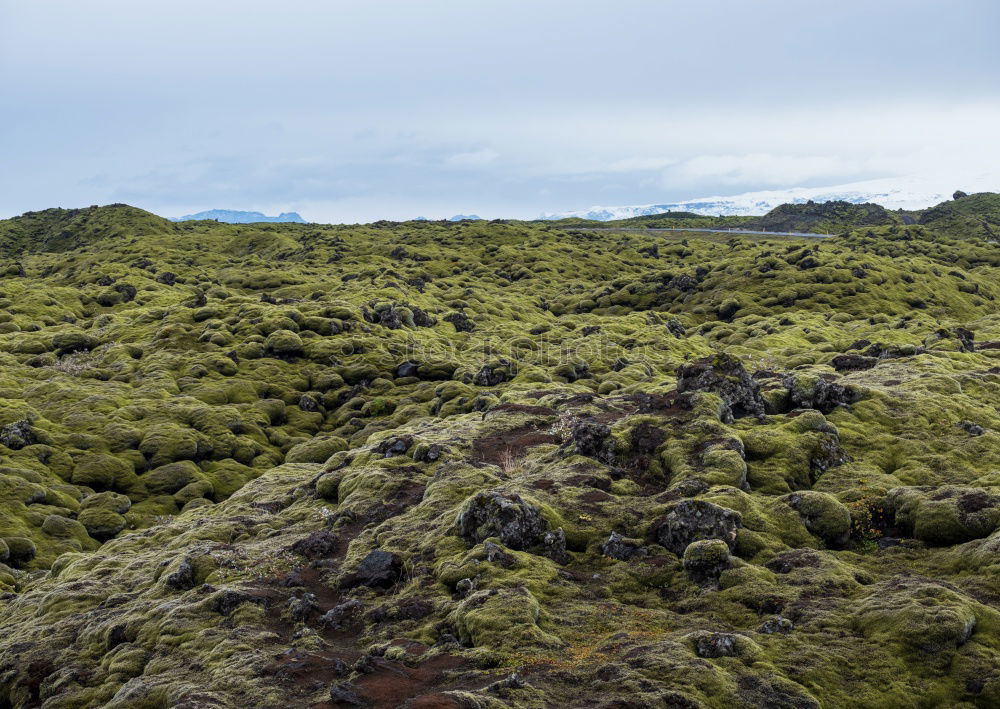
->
[0,420,35,451]
[541,527,569,564]
[2,536,36,565]
[165,557,195,590]
[290,530,339,559]
[286,436,348,464]
[342,550,404,589]
[781,491,852,547]
[831,354,877,372]
[887,486,1000,544]
[782,373,857,413]
[443,311,475,332]
[650,499,741,554]
[853,577,979,654]
[77,507,127,541]
[682,539,731,583]
[264,329,304,359]
[676,353,765,422]
[457,491,548,550]
[571,419,611,459]
[601,531,645,561]
[473,359,518,387]
[686,631,759,660]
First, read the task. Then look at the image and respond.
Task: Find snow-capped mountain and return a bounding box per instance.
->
[170,209,306,223]
[540,173,998,220]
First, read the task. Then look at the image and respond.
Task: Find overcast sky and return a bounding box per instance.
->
[2,0,998,221]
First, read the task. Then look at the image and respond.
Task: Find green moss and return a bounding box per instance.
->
[0,201,999,706]
[77,507,127,540]
[780,490,852,546]
[285,435,348,463]
[143,460,201,495]
[447,586,561,652]
[888,486,1000,544]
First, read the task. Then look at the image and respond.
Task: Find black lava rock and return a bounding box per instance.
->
[831,354,877,371]
[676,353,765,423]
[342,550,404,589]
[650,499,742,555]
[165,557,195,590]
[444,311,475,332]
[0,420,35,451]
[457,491,548,550]
[290,530,339,559]
[601,531,644,561]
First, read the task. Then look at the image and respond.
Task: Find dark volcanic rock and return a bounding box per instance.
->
[571,419,612,459]
[676,353,765,422]
[957,420,986,436]
[831,354,877,371]
[457,491,548,550]
[783,375,857,413]
[666,319,686,338]
[650,499,742,554]
[329,682,368,706]
[321,599,363,629]
[290,530,339,559]
[413,443,446,462]
[0,420,35,451]
[343,550,404,589]
[759,616,794,634]
[395,361,419,378]
[374,435,412,458]
[411,306,434,327]
[288,592,319,621]
[863,343,924,359]
[473,359,518,386]
[601,531,645,561]
[443,311,475,332]
[811,434,850,477]
[298,394,320,412]
[541,527,570,564]
[693,632,741,658]
[212,589,269,616]
[165,557,195,590]
[483,540,516,568]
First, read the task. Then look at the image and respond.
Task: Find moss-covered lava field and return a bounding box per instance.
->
[1,194,1000,707]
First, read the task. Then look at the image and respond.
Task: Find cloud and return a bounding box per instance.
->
[1,2,998,220]
[444,148,499,168]
[606,157,676,173]
[662,153,861,190]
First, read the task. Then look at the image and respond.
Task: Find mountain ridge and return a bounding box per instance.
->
[170,209,306,224]
[542,173,998,221]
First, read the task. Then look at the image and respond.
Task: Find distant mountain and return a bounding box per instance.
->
[170,209,306,224]
[448,214,482,221]
[540,173,998,220]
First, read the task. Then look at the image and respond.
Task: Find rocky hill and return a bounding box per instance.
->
[735,200,898,234]
[1,198,1000,707]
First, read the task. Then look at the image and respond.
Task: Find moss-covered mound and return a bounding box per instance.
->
[737,200,898,234]
[1,197,1000,707]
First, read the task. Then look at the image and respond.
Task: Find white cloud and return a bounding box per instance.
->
[606,156,676,172]
[663,153,858,189]
[444,148,499,168]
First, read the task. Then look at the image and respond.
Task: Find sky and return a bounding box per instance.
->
[1,0,998,222]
